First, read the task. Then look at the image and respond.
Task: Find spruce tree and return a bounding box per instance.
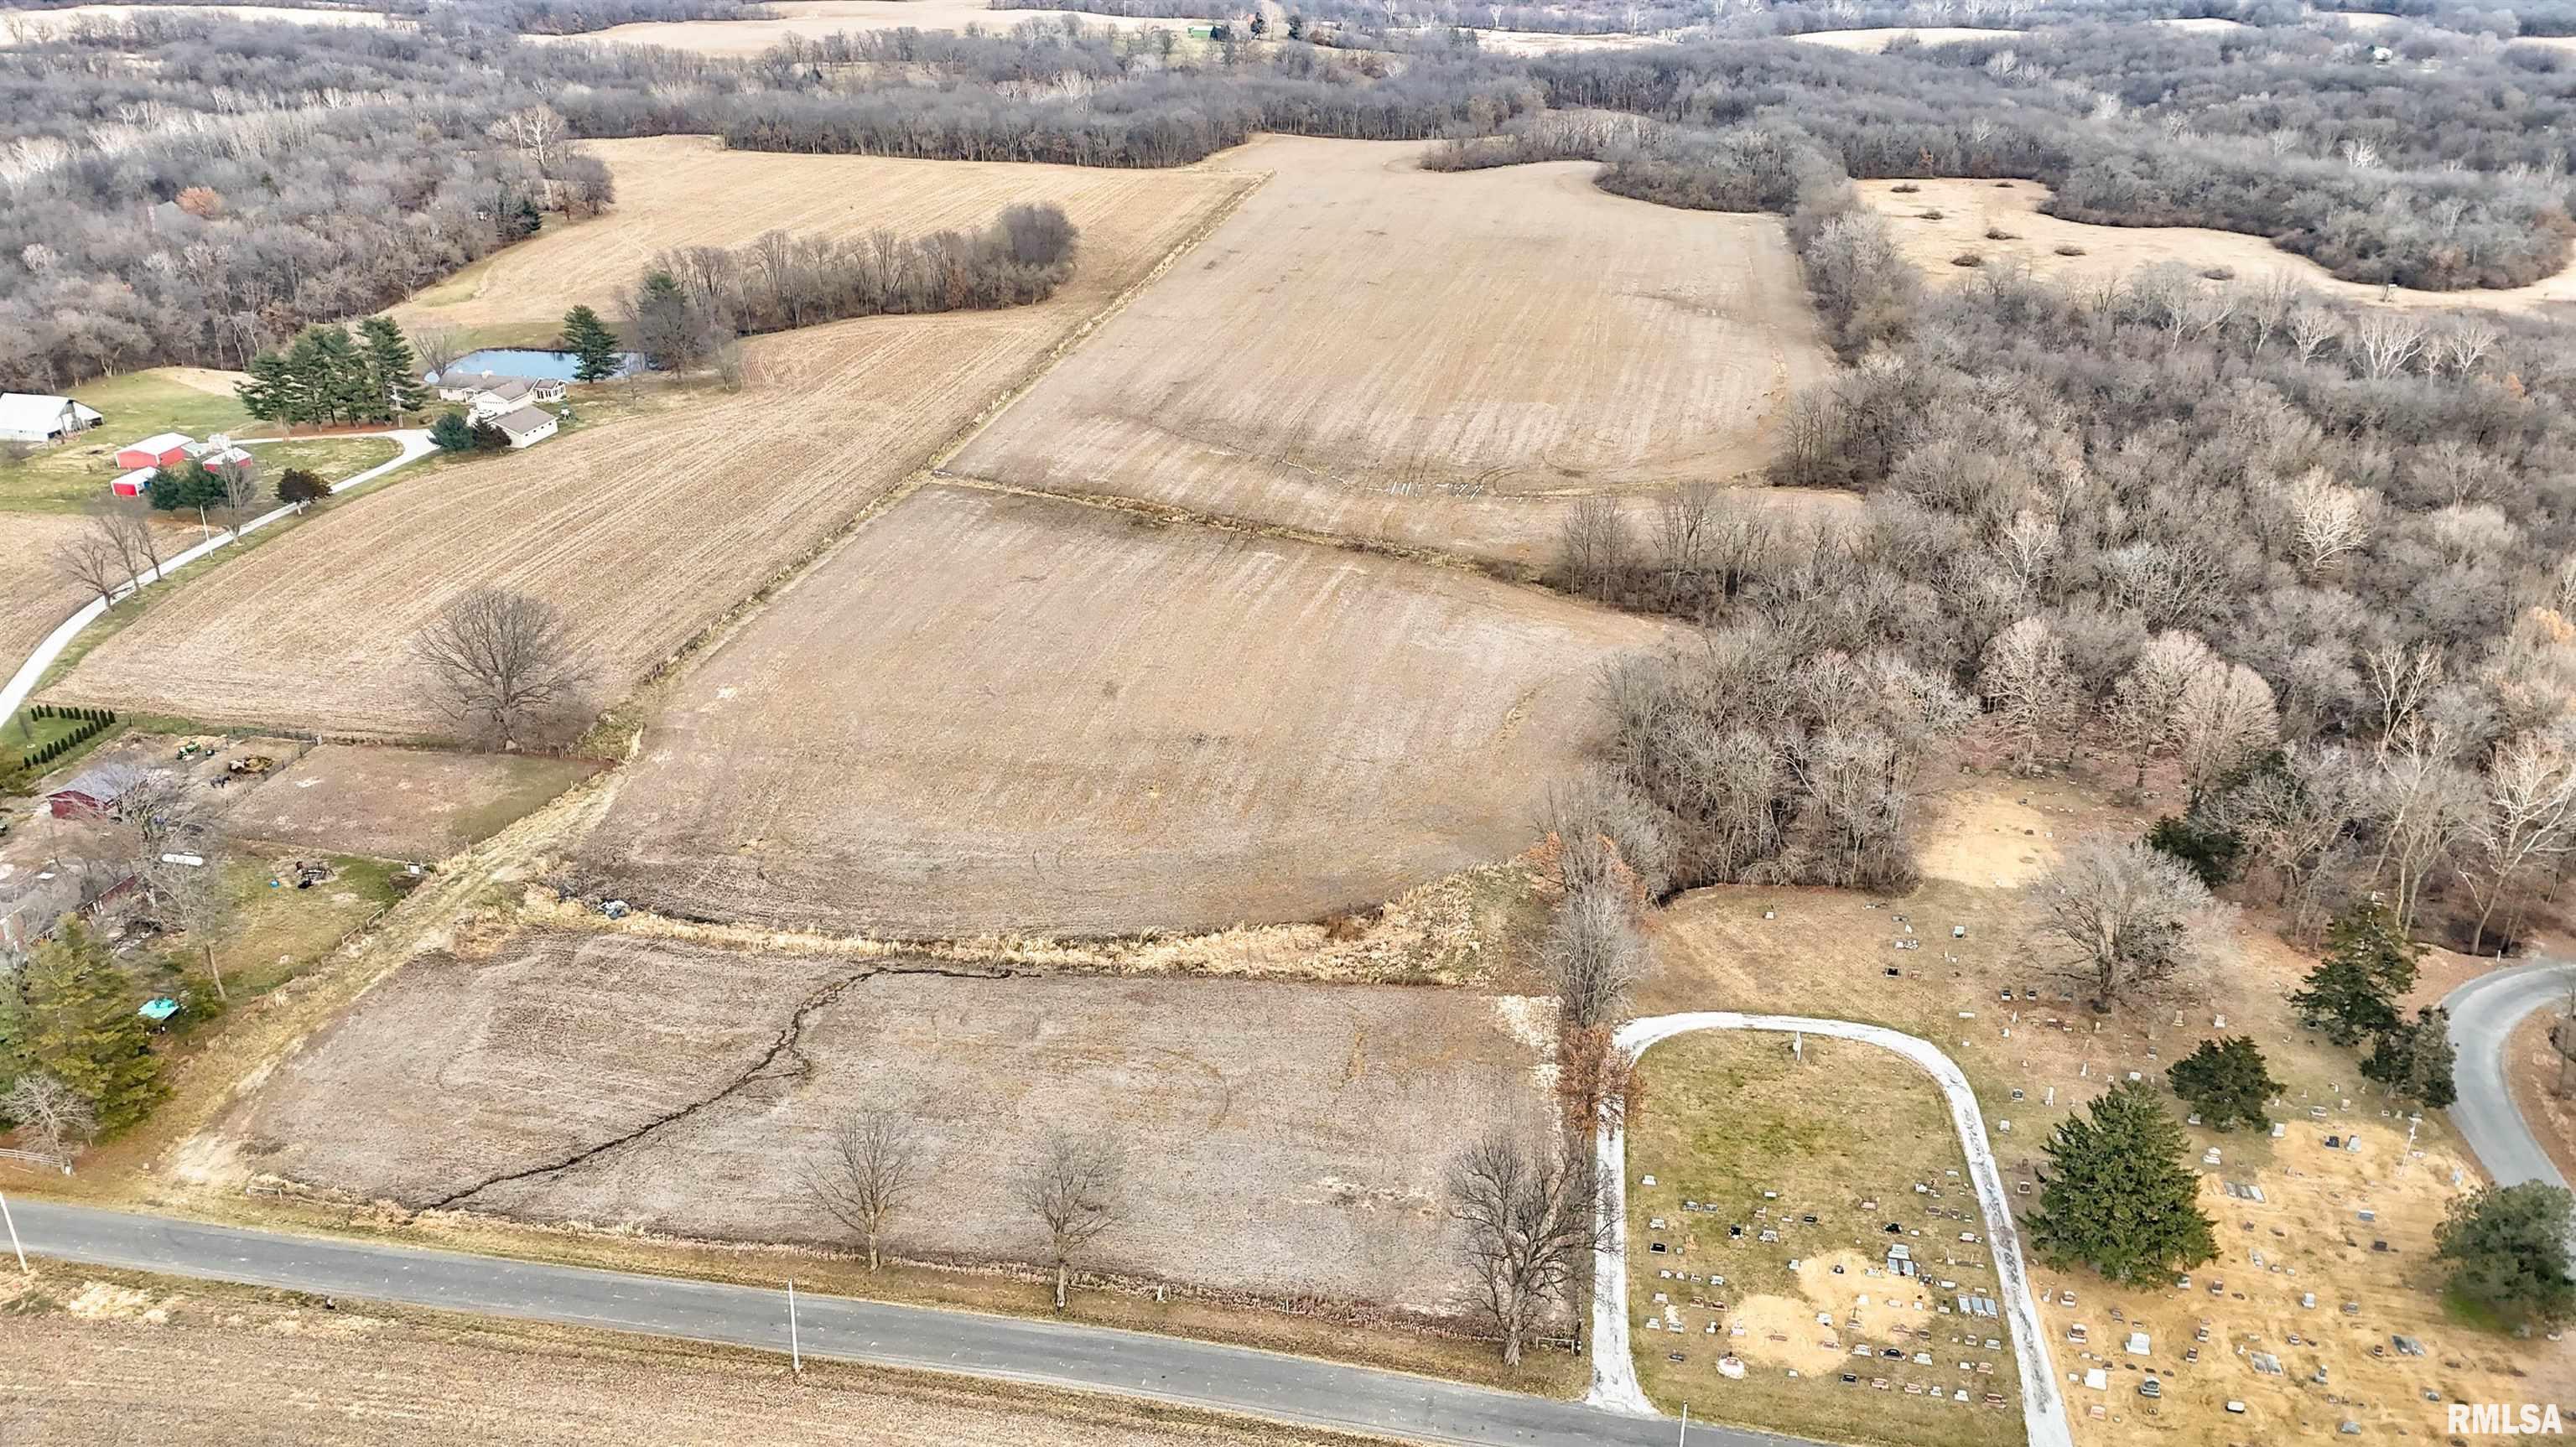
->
[429,410,476,452]
[2363,1008,2459,1108]
[357,315,426,419]
[234,350,295,423]
[2166,1035,2280,1131]
[2289,898,2421,1045]
[23,920,166,1136]
[560,304,623,383]
[2436,1182,2576,1329]
[2027,1079,2217,1284]
[309,325,372,425]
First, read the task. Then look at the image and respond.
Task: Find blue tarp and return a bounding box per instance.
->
[138,997,179,1022]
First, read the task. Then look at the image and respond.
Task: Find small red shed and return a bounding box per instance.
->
[115,432,192,469]
[110,468,153,497]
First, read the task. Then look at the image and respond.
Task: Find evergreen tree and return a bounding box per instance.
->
[275,468,329,506]
[560,304,623,383]
[2362,1008,2459,1108]
[2027,1079,2217,1284]
[22,920,166,1136]
[2436,1182,2576,1329]
[146,459,227,516]
[429,410,476,452]
[282,328,335,427]
[629,270,705,373]
[2166,1035,2280,1131]
[234,349,296,423]
[2289,899,2421,1046]
[357,315,426,419]
[470,418,512,452]
[309,324,373,425]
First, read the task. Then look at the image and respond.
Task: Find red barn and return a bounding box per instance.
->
[110,469,152,497]
[115,432,192,469]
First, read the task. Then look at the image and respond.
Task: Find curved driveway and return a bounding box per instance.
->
[0,428,432,722]
[2443,962,2576,1190]
[1591,1013,2073,1447]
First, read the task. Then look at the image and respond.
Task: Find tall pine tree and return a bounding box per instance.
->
[560,304,623,383]
[234,350,297,424]
[2166,1035,2281,1131]
[2363,1008,2459,1108]
[357,315,426,420]
[23,920,166,1136]
[2028,1079,2217,1284]
[2289,898,2422,1045]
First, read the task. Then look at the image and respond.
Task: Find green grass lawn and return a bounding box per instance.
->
[246,435,403,486]
[0,370,255,513]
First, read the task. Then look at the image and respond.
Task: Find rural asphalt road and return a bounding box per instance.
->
[0,428,432,722]
[2442,960,2576,1190]
[5,1198,1823,1447]
[1596,1014,2073,1447]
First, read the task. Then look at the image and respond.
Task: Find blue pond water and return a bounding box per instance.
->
[442,347,644,381]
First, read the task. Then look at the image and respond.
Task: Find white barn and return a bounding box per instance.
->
[0,392,102,443]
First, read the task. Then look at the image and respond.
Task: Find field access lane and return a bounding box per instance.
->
[5,1199,1820,1447]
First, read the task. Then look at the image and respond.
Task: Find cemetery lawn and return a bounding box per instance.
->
[1624,1031,2024,1447]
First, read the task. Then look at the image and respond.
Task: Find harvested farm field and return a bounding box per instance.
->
[0,513,99,672]
[1862,177,2576,313]
[45,148,1258,738]
[948,135,1834,568]
[579,483,1670,936]
[0,3,391,41]
[394,134,1221,343]
[220,744,600,861]
[1783,25,2020,49]
[222,927,1555,1316]
[534,0,1172,55]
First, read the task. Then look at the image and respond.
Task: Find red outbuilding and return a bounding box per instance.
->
[114,432,192,469]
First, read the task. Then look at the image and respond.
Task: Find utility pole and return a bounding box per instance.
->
[2,1190,24,1273]
[787,1278,801,1374]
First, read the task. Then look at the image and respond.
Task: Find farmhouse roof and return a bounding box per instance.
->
[124,431,193,454]
[0,394,97,431]
[50,767,134,803]
[492,405,554,439]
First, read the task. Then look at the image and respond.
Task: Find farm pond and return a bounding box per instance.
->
[441,347,643,381]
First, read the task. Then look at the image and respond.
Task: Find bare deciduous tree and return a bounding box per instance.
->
[143,853,231,1001]
[1,1072,96,1163]
[1541,766,1671,900]
[2028,835,2231,1008]
[218,463,264,542]
[488,103,572,174]
[2349,313,2427,380]
[2174,658,2279,807]
[1560,495,1630,603]
[2361,641,2444,755]
[2105,630,2211,789]
[1979,616,2081,775]
[1013,1128,1127,1311]
[1545,880,1648,1029]
[2372,722,2480,932]
[410,588,593,749]
[2220,743,2368,941]
[2285,304,2342,366]
[806,1105,931,1271]
[1446,1128,1603,1367]
[48,525,127,609]
[2279,468,2372,579]
[409,323,465,378]
[2454,732,2576,953]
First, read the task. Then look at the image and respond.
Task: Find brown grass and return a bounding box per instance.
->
[219,744,600,861]
[2505,1004,2576,1184]
[215,923,1556,1320]
[47,143,1259,738]
[1856,177,2576,313]
[577,482,1670,936]
[0,1264,1400,1447]
[1627,1032,2023,1447]
[948,135,1838,569]
[1636,758,2574,1446]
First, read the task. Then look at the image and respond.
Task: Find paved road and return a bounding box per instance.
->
[3,1198,1820,1447]
[0,428,432,721]
[2443,961,2576,1190]
[1594,1014,2072,1447]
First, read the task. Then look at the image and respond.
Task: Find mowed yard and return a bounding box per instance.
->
[43,147,1259,738]
[578,484,1671,936]
[948,135,1836,568]
[218,926,1555,1316]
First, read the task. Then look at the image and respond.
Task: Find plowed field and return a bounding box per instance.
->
[947,136,1833,568]
[579,483,1669,936]
[46,147,1256,738]
[225,926,1555,1318]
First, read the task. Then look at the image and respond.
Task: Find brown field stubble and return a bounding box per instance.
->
[221,926,1556,1318]
[579,483,1672,936]
[45,146,1258,738]
[948,136,1838,568]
